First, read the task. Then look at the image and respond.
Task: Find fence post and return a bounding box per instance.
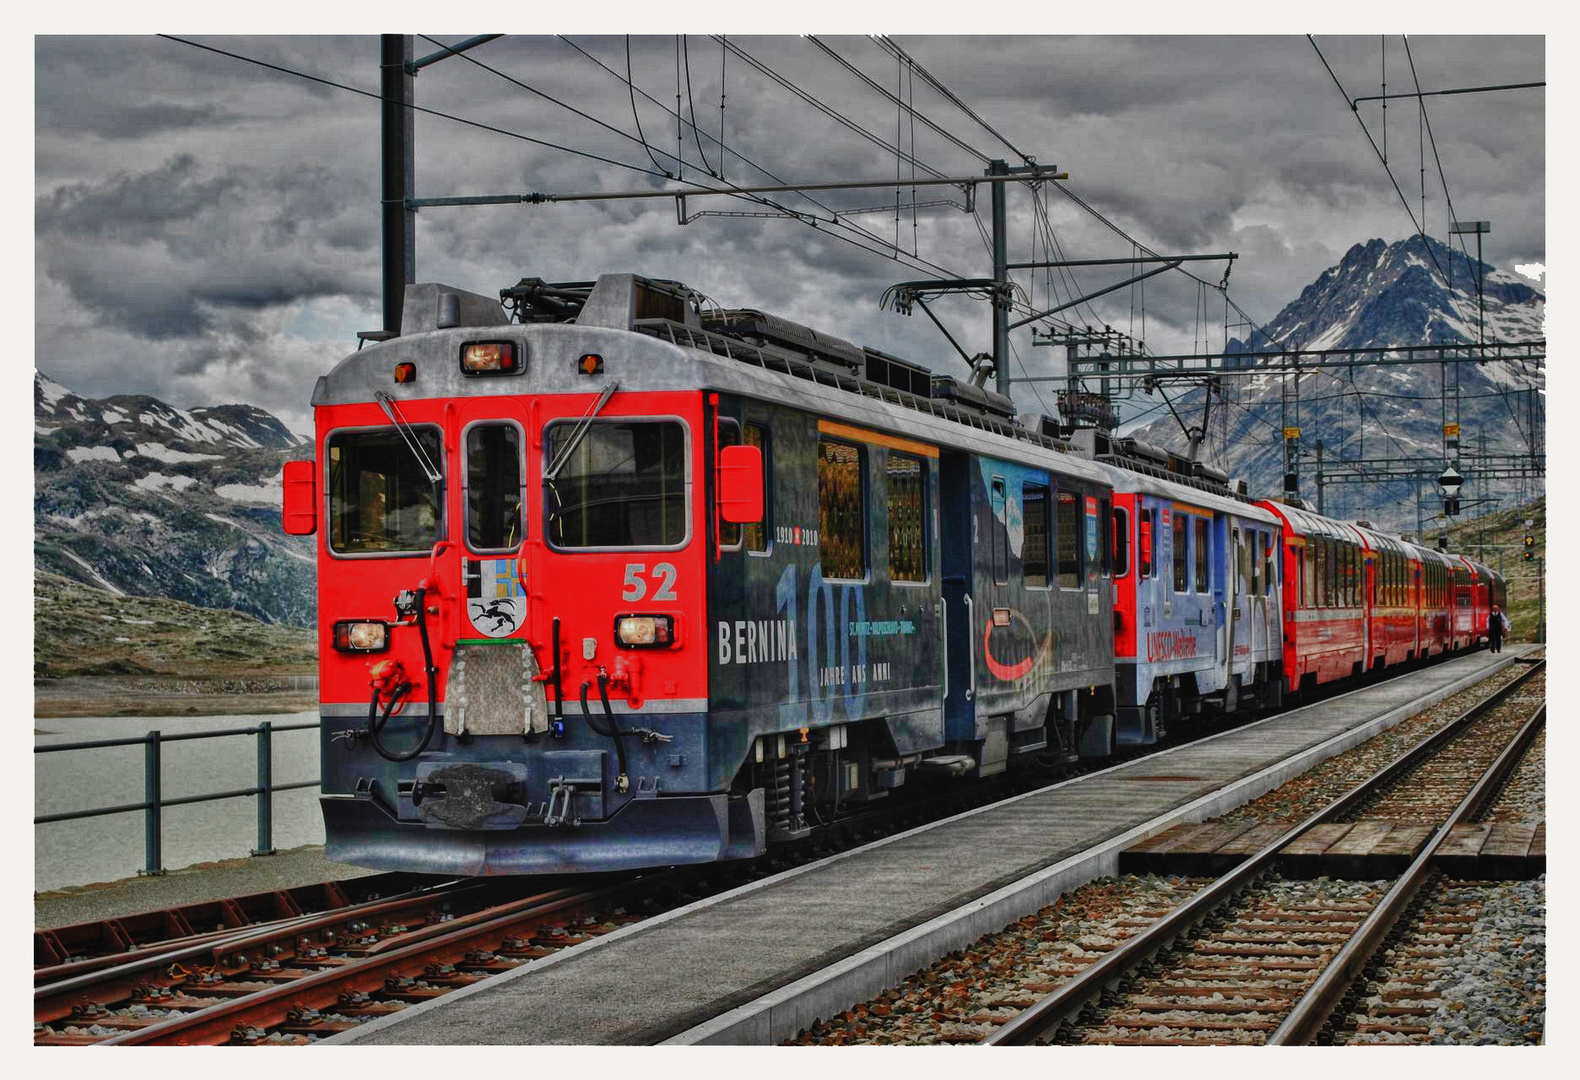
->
[142,730,164,876]
[253,721,276,856]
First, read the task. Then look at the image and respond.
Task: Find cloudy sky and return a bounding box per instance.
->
[33,30,1546,436]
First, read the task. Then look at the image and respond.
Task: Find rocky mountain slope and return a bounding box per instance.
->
[1126,235,1545,534]
[34,372,315,627]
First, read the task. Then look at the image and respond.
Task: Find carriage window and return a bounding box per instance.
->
[1100,497,1112,576]
[1262,532,1275,596]
[1113,506,1131,578]
[1173,513,1189,592]
[990,478,1008,585]
[1249,528,1261,596]
[328,426,443,554]
[466,423,523,552]
[718,421,769,553]
[1314,539,1327,607]
[1302,543,1314,607]
[1238,530,1251,595]
[1194,518,1210,593]
[819,439,866,580]
[887,452,927,583]
[1057,491,1082,588]
[1023,483,1049,588]
[546,420,687,549]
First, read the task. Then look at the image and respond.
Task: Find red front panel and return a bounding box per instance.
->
[1112,492,1139,658]
[314,390,709,714]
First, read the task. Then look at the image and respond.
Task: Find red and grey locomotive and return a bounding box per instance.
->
[284,272,1505,876]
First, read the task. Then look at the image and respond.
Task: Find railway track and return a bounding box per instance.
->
[983,659,1544,1045]
[37,652,1535,1047]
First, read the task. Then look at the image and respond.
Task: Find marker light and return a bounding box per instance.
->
[394,363,417,384]
[459,341,520,375]
[333,620,389,652]
[614,614,675,648]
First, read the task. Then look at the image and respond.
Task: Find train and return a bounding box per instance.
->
[283,272,1506,876]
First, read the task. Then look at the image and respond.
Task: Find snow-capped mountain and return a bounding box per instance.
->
[34,371,316,626]
[1127,235,1544,533]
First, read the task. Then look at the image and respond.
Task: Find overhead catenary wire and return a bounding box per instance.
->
[159,34,676,182]
[419,34,959,279]
[557,35,968,281]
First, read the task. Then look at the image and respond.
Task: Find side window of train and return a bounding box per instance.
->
[1314,538,1327,607]
[1023,482,1050,588]
[719,420,770,553]
[1057,490,1082,588]
[818,437,866,580]
[1172,512,1188,593]
[1238,528,1251,595]
[1194,517,1209,593]
[1112,505,1131,577]
[1262,531,1275,596]
[718,420,743,551]
[1248,527,1261,596]
[886,452,927,583]
[1302,542,1314,607]
[990,478,1009,584]
[1100,497,1113,576]
[465,422,524,553]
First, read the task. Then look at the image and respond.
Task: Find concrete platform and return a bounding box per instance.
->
[332,647,1527,1046]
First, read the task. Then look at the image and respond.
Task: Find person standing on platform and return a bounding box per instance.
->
[1489,604,1509,653]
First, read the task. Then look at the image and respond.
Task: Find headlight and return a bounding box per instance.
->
[614,614,675,648]
[459,340,520,375]
[333,620,389,652]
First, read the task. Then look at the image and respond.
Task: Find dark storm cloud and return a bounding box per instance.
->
[33,33,1545,430]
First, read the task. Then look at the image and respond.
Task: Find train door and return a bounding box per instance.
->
[939,450,974,740]
[450,397,533,651]
[1228,523,1252,690]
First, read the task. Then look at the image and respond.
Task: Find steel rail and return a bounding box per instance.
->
[1269,697,1546,1044]
[97,871,667,1046]
[985,658,1543,1045]
[35,879,478,1000]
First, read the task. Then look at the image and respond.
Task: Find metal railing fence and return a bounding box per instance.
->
[34,720,320,876]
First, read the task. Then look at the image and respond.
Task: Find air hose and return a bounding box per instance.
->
[580,678,630,793]
[366,586,441,763]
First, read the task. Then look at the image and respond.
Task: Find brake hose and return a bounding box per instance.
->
[581,679,629,792]
[366,586,441,763]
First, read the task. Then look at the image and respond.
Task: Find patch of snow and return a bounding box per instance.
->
[61,550,127,596]
[113,636,132,643]
[131,472,198,493]
[67,445,123,464]
[100,407,129,424]
[35,371,71,407]
[1514,263,1545,282]
[36,424,54,436]
[214,480,281,504]
[119,616,156,625]
[134,442,224,464]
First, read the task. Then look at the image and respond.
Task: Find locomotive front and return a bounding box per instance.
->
[285,278,766,874]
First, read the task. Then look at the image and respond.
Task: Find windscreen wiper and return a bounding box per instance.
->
[375,390,442,484]
[544,380,621,481]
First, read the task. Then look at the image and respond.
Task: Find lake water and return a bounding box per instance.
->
[34,711,323,893]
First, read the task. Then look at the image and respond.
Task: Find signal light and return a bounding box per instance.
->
[1523,533,1535,561]
[393,362,416,384]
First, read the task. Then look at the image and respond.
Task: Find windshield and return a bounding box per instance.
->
[544,420,688,548]
[327,427,443,554]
